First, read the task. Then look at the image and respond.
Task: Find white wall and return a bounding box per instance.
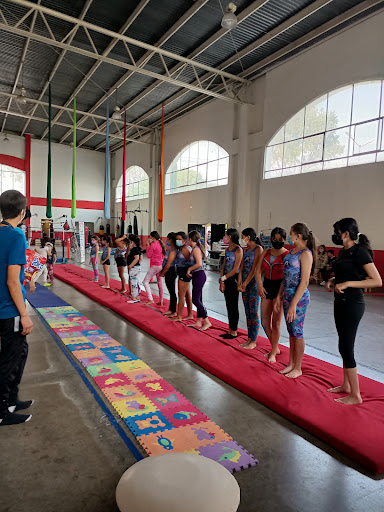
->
[255,10,384,249]
[0,133,106,232]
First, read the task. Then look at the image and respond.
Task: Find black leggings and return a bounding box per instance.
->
[334,298,365,369]
[224,275,239,331]
[164,267,177,313]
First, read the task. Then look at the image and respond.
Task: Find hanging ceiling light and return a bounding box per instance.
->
[112,105,122,120]
[221,2,238,30]
[16,87,27,105]
[3,134,10,143]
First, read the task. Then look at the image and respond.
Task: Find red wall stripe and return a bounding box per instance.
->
[30,197,104,210]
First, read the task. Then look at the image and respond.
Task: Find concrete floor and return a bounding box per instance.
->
[1,257,384,512]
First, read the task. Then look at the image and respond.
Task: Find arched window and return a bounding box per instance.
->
[165,140,229,194]
[265,80,384,179]
[0,164,25,194]
[116,165,149,202]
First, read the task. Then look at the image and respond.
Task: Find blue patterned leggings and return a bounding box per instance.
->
[283,288,310,339]
[242,281,260,341]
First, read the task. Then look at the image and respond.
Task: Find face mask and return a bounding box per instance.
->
[332,233,343,246]
[91,240,96,245]
[272,240,284,250]
[240,239,248,248]
[148,238,153,243]
[166,241,171,247]
[176,240,183,247]
[223,237,230,245]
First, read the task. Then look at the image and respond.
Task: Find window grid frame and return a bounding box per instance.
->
[165,141,229,195]
[265,80,384,179]
[0,164,26,195]
[116,166,149,203]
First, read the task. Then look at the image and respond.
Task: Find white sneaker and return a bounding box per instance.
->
[320,281,326,286]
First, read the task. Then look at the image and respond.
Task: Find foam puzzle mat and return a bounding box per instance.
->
[36,305,258,472]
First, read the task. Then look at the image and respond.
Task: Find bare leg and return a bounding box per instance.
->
[118,266,127,293]
[261,299,273,341]
[199,318,212,331]
[328,365,351,394]
[101,265,110,288]
[285,338,304,378]
[334,367,362,404]
[171,282,187,321]
[267,305,283,363]
[184,286,194,320]
[279,337,295,374]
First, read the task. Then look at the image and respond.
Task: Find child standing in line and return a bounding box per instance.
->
[275,222,315,379]
[45,241,56,285]
[143,231,165,306]
[100,235,111,289]
[90,235,100,282]
[127,235,142,303]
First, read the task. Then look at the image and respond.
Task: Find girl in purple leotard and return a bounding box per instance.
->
[275,223,316,379]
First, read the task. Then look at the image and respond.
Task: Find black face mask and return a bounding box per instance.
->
[332,233,343,246]
[271,240,285,250]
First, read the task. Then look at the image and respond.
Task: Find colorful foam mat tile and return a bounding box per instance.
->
[78,355,113,368]
[100,346,139,363]
[162,404,208,429]
[93,373,133,389]
[124,411,174,437]
[52,327,84,336]
[66,342,95,352]
[71,348,104,360]
[137,421,232,456]
[80,328,106,336]
[135,379,177,398]
[37,306,77,314]
[49,320,77,328]
[90,337,120,347]
[112,395,158,418]
[86,362,122,378]
[61,335,92,346]
[41,314,66,321]
[123,368,163,384]
[197,440,258,473]
[115,360,149,373]
[148,390,191,411]
[102,384,142,403]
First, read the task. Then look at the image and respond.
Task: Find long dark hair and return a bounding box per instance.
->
[333,218,373,257]
[150,230,166,255]
[291,222,316,274]
[242,227,263,248]
[271,227,286,240]
[188,230,207,261]
[167,232,177,248]
[176,231,188,240]
[102,235,111,246]
[226,228,239,245]
[129,234,141,248]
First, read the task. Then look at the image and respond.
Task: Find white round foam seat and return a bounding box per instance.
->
[116,453,240,512]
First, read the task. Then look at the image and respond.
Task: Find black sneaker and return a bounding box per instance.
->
[8,399,35,413]
[0,412,32,426]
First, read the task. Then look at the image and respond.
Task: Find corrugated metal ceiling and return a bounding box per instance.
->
[0,0,382,150]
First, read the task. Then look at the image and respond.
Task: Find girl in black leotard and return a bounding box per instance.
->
[327,218,381,405]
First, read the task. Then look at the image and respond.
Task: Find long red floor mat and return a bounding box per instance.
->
[54,264,384,474]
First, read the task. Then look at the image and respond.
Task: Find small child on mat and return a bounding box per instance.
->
[90,235,100,282]
[100,235,111,289]
[127,235,142,303]
[45,241,56,285]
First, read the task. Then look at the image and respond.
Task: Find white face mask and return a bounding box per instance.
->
[148,238,153,243]
[240,239,248,248]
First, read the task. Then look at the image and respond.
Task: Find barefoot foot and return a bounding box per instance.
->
[285,369,302,379]
[170,316,183,322]
[101,285,110,289]
[190,322,202,329]
[163,311,172,316]
[199,320,212,332]
[146,300,155,305]
[267,353,278,363]
[184,315,194,321]
[327,385,351,394]
[334,395,362,405]
[243,341,257,350]
[279,365,294,375]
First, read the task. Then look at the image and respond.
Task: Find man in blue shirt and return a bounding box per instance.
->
[0,190,34,426]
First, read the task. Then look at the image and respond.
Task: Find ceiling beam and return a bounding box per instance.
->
[77,0,270,148]
[62,0,210,146]
[39,0,151,141]
[20,0,94,137]
[109,0,384,152]
[0,107,152,145]
[6,0,248,84]
[1,0,41,133]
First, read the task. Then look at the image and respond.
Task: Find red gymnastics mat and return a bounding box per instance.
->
[54,264,384,474]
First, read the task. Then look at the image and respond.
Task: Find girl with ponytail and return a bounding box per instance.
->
[327,218,381,405]
[159,232,178,317]
[143,231,165,306]
[275,223,315,378]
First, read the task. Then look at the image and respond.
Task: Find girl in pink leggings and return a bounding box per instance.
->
[143,231,165,305]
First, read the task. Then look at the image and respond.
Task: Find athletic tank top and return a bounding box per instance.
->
[242,246,260,281]
[162,249,177,269]
[224,246,241,274]
[263,249,288,280]
[283,249,310,290]
[176,246,192,268]
[189,246,204,272]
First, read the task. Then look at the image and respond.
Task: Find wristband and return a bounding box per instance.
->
[221,276,227,282]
